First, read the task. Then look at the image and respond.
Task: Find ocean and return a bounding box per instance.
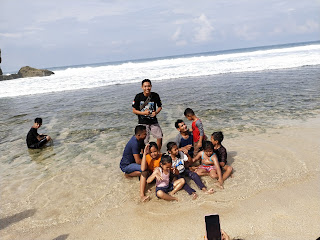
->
[1,41,320,239]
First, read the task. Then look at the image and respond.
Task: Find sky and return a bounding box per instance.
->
[0,0,319,73]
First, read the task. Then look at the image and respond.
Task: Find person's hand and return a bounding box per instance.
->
[144,144,150,155]
[185,144,192,150]
[150,111,157,117]
[142,109,150,115]
[171,167,179,175]
[217,179,224,189]
[221,229,230,240]
[181,148,188,154]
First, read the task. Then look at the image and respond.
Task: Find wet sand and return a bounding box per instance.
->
[1,116,319,240]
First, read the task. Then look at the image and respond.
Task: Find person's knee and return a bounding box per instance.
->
[180,178,185,185]
[226,165,233,173]
[46,135,51,141]
[156,190,164,198]
[210,171,217,178]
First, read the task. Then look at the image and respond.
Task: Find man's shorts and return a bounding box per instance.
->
[28,138,48,149]
[121,163,142,174]
[141,123,163,143]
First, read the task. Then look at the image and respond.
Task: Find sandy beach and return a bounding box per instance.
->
[1,115,319,240]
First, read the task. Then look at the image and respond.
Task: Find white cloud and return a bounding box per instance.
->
[0,33,22,38]
[175,40,187,46]
[172,27,181,41]
[193,14,214,43]
[234,25,259,41]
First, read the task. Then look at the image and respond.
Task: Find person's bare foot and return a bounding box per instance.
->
[204,188,215,194]
[140,195,150,202]
[214,182,224,189]
[124,173,132,179]
[191,192,198,200]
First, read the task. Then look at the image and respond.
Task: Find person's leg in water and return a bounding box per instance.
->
[140,170,150,202]
[185,170,214,194]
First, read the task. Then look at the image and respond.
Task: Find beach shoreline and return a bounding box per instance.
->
[1,115,319,240]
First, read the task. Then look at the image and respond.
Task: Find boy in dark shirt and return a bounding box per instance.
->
[174,119,194,157]
[26,118,51,149]
[211,131,233,181]
[132,79,163,150]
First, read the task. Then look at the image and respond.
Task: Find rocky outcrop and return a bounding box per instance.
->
[0,65,54,81]
[18,66,54,78]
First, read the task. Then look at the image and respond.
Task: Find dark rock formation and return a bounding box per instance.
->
[0,65,54,81]
[18,66,54,78]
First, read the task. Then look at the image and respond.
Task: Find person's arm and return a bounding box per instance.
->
[133,154,142,165]
[141,144,150,171]
[132,107,151,116]
[220,147,227,166]
[147,168,161,183]
[192,151,202,163]
[150,106,162,117]
[196,120,205,148]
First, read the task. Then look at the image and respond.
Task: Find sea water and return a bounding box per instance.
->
[0,41,320,235]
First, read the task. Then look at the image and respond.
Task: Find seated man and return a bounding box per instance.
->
[174,119,194,157]
[26,118,51,149]
[119,125,149,202]
[120,125,147,177]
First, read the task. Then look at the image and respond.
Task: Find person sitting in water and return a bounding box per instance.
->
[120,125,149,201]
[192,141,224,188]
[139,142,162,202]
[146,154,185,201]
[167,141,215,199]
[26,117,52,149]
[211,131,233,181]
[174,119,194,157]
[120,125,147,177]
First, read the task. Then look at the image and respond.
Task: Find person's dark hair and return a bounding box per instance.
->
[167,141,177,151]
[160,154,172,165]
[34,118,42,124]
[212,131,224,143]
[203,141,214,151]
[149,141,158,150]
[184,108,194,116]
[174,119,184,129]
[142,79,152,86]
[135,125,146,135]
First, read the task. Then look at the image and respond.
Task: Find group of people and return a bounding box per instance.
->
[120,79,233,202]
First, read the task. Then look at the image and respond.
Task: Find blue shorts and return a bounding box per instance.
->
[121,163,142,174]
[156,182,174,198]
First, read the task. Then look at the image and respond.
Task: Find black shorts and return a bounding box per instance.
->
[28,138,48,149]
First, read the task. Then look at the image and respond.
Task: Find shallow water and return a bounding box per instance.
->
[0,65,320,237]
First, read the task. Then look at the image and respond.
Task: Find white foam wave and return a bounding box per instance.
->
[1,43,320,98]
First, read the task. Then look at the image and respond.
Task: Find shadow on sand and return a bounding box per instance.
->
[0,209,36,230]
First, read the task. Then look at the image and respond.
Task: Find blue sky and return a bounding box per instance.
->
[0,0,319,72]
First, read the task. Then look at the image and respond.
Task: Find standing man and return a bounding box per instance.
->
[132,79,163,150]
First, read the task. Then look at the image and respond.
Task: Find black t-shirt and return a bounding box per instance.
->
[213,145,227,164]
[132,92,162,124]
[26,127,39,147]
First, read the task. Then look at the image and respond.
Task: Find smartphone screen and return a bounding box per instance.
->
[205,214,221,240]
